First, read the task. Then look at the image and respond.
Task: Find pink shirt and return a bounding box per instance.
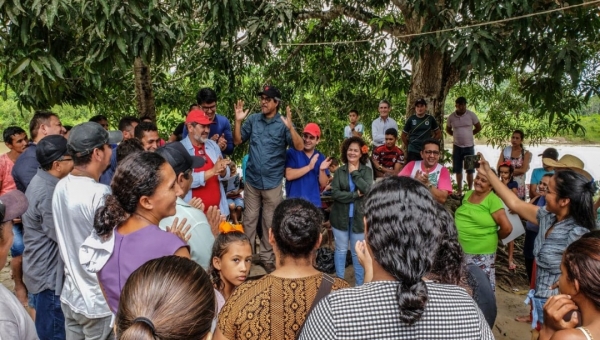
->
[446,110,480,147]
[0,153,16,195]
[399,161,453,193]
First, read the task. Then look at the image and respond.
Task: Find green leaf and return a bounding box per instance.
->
[30,60,43,76]
[48,55,64,79]
[10,58,31,76]
[116,37,127,55]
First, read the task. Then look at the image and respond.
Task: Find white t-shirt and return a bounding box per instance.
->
[344,124,364,138]
[52,174,112,319]
[0,285,38,340]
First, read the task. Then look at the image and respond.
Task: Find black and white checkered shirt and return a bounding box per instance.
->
[299,281,494,340]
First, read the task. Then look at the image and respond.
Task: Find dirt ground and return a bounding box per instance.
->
[3,255,534,339]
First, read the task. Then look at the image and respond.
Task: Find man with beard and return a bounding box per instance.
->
[398,138,452,204]
[285,123,331,207]
[182,109,230,215]
[233,85,303,273]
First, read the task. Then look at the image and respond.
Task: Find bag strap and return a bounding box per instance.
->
[296,273,335,340]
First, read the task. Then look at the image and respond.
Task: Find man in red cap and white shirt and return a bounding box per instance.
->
[285,122,332,207]
[182,109,231,216]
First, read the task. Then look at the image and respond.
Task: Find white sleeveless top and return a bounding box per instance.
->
[578,327,593,340]
[410,161,443,188]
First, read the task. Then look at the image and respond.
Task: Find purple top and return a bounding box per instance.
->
[98,225,188,313]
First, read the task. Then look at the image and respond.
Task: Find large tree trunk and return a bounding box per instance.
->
[405,47,459,131]
[134,57,156,120]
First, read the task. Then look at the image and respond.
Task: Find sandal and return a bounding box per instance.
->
[515,315,531,323]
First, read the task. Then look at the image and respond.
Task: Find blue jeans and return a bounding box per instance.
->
[32,290,66,340]
[10,223,25,256]
[332,226,364,286]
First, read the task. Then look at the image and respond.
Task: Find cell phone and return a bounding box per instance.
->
[464,155,480,171]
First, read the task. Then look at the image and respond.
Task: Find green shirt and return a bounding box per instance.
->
[455,191,504,255]
[402,114,439,153]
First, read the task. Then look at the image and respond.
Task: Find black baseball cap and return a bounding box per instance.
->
[538,147,559,161]
[156,142,205,175]
[415,99,427,106]
[257,86,281,100]
[0,190,28,223]
[36,135,69,168]
[68,122,123,157]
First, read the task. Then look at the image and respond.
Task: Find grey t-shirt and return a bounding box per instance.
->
[0,285,38,340]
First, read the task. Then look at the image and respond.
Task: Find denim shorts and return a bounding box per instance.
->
[452,145,475,174]
[227,197,244,209]
[10,223,25,257]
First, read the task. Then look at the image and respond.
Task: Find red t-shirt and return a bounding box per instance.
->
[191,144,221,212]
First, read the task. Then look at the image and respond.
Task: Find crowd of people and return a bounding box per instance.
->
[0,85,598,340]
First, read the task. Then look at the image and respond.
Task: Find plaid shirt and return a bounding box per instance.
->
[299,281,493,340]
[533,207,589,298]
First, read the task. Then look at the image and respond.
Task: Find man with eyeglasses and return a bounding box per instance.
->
[194,88,234,155]
[52,122,122,339]
[233,85,304,273]
[285,123,332,207]
[22,135,74,339]
[399,138,452,204]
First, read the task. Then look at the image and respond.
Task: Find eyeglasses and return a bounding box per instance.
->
[260,96,273,102]
[302,134,317,140]
[200,104,216,112]
[423,150,440,155]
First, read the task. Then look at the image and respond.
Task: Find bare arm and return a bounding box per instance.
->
[492,208,513,239]
[400,131,409,148]
[473,122,482,135]
[233,100,248,146]
[479,153,540,225]
[433,128,442,140]
[285,166,312,181]
[445,124,453,136]
[513,151,532,176]
[319,169,329,188]
[429,186,449,204]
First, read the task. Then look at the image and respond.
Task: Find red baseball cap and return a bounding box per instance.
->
[303,123,321,138]
[185,109,214,125]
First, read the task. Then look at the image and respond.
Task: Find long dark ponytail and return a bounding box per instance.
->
[94,152,166,237]
[363,176,441,325]
[554,170,596,232]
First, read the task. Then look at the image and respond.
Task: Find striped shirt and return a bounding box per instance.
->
[533,207,589,298]
[299,281,493,340]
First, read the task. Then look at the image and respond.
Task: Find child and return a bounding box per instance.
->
[498,161,518,271]
[344,110,364,138]
[223,163,244,224]
[498,161,518,195]
[210,231,253,303]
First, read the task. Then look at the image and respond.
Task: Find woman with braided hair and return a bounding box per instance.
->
[299,176,493,339]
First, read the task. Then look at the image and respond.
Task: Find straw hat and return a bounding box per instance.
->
[543,154,591,180]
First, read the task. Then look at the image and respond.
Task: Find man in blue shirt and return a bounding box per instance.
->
[233,85,303,273]
[194,88,234,156]
[285,123,331,207]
